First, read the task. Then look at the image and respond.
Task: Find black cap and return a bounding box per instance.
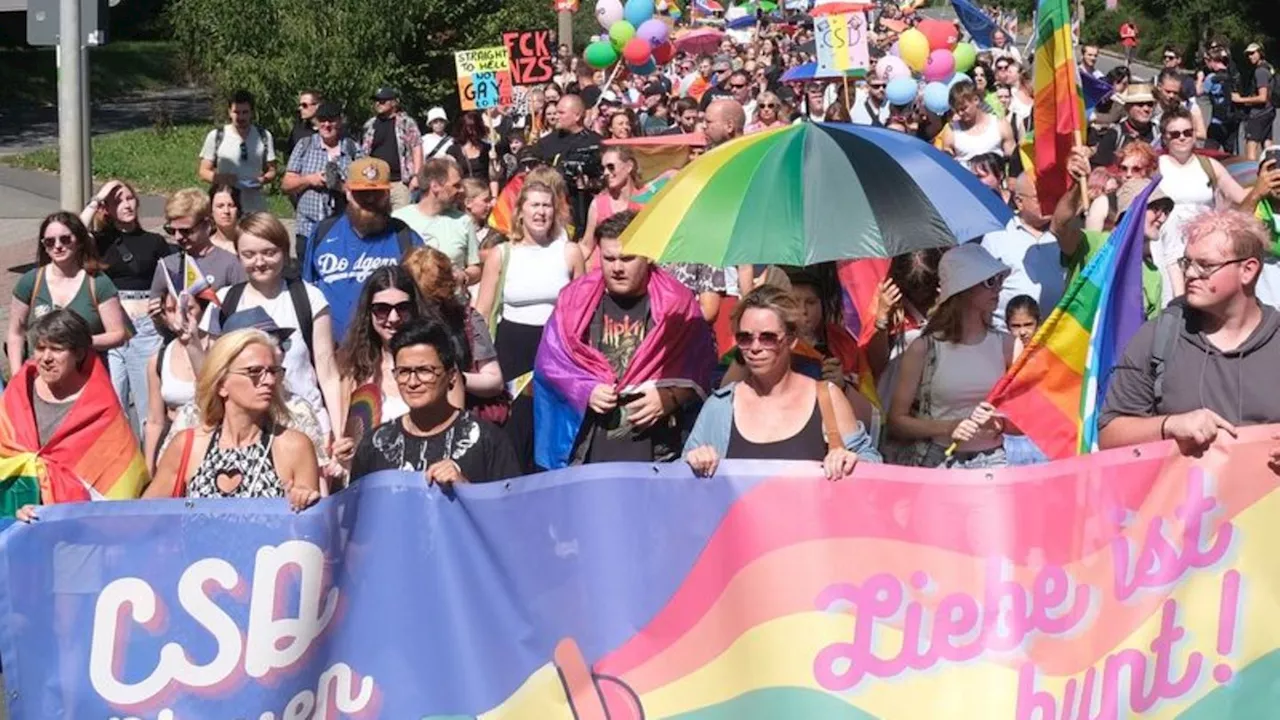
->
[315,101,342,120]
[643,81,667,97]
[372,87,400,101]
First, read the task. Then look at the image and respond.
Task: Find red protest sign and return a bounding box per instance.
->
[502,30,555,86]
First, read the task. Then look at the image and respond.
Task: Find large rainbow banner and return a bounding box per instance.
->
[2,429,1280,718]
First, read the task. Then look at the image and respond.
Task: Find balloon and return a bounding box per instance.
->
[609,20,636,49]
[636,17,669,47]
[886,77,918,106]
[899,29,929,72]
[875,55,911,82]
[653,40,676,65]
[918,18,958,51]
[622,37,652,65]
[623,0,654,27]
[596,0,624,30]
[923,81,950,114]
[952,42,977,74]
[628,58,658,75]
[948,72,971,88]
[584,40,619,69]
[923,49,955,83]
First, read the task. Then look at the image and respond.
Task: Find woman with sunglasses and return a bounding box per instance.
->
[1086,141,1157,231]
[1151,106,1249,308]
[746,91,788,133]
[684,285,879,479]
[7,212,130,378]
[143,291,208,474]
[78,179,174,433]
[147,328,320,508]
[580,147,642,266]
[208,183,242,254]
[887,244,1016,469]
[338,265,428,427]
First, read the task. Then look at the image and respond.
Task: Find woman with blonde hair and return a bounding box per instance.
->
[746,91,788,132]
[580,146,642,265]
[475,180,584,471]
[147,328,320,508]
[403,246,504,411]
[460,178,505,261]
[887,244,1016,468]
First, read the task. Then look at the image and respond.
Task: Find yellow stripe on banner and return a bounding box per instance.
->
[639,492,1280,720]
[1040,308,1090,376]
[621,126,792,261]
[479,663,578,720]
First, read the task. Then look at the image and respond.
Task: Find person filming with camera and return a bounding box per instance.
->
[532,94,603,241]
[283,102,362,264]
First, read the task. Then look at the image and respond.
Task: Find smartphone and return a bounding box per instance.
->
[1264,147,1280,169]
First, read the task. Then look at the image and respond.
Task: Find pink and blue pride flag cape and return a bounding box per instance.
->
[534,267,715,469]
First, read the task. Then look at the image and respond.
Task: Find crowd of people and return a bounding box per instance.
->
[7,3,1280,522]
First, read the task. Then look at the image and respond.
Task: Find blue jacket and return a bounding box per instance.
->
[683,383,882,462]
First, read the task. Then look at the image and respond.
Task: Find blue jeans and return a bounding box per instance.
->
[108,315,162,438]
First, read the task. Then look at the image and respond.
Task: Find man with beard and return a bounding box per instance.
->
[1091,83,1157,168]
[660,98,701,136]
[360,87,422,210]
[303,157,423,341]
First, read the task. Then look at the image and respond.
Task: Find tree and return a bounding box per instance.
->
[168,0,561,136]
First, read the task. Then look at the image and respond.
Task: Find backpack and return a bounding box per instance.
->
[218,280,315,367]
[1267,62,1280,109]
[1149,299,1185,410]
[213,124,269,170]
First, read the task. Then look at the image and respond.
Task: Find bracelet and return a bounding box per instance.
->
[1159,415,1169,439]
[874,318,889,331]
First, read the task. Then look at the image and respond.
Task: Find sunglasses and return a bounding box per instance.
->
[164,223,203,238]
[1120,163,1148,175]
[1164,54,1178,61]
[228,364,285,386]
[981,273,1007,289]
[734,330,785,349]
[239,141,249,162]
[298,102,314,109]
[869,83,886,89]
[371,301,416,321]
[729,83,748,89]
[1132,101,1155,108]
[1164,128,1195,141]
[41,234,74,249]
[760,102,778,109]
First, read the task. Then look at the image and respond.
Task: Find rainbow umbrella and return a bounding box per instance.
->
[780,61,865,83]
[621,122,1013,265]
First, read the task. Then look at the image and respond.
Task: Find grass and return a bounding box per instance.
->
[4,123,294,217]
[0,40,185,108]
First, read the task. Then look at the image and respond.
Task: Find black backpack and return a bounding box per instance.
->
[1266,62,1280,109]
[218,280,316,367]
[1149,299,1185,410]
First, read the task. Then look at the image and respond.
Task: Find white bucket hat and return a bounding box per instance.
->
[426,107,449,124]
[937,243,1010,304]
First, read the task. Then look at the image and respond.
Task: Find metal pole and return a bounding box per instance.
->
[80,41,92,202]
[558,10,574,55]
[57,0,85,210]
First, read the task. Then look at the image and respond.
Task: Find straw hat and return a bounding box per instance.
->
[1118,83,1156,104]
[937,243,1010,304]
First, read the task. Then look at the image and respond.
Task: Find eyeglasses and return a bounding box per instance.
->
[228,364,285,386]
[392,364,447,384]
[164,223,202,238]
[734,330,786,349]
[1120,163,1148,175]
[371,301,415,321]
[1164,128,1195,141]
[41,234,74,249]
[1177,256,1250,278]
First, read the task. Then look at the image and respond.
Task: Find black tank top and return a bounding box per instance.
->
[726,399,828,461]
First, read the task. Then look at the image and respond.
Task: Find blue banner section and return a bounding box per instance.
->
[0,465,762,719]
[951,0,996,48]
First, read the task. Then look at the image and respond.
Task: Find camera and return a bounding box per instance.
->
[558,144,604,189]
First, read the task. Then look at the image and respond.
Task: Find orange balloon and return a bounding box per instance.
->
[918,18,958,51]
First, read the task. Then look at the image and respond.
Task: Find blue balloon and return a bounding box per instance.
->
[628,58,658,75]
[886,77,918,106]
[947,72,970,88]
[623,0,654,27]
[923,81,951,114]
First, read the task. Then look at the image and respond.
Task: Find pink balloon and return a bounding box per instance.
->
[875,55,911,82]
[922,49,956,83]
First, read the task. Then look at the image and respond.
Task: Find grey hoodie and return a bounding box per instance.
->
[1099,302,1280,428]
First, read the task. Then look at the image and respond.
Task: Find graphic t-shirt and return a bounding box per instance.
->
[349,411,521,483]
[303,216,423,341]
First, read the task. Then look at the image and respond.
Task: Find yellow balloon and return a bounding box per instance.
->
[899,28,930,72]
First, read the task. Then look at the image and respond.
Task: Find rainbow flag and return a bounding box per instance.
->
[0,356,147,516]
[988,180,1156,459]
[1031,0,1086,215]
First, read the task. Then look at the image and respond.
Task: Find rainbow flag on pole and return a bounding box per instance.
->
[1031,0,1085,215]
[987,180,1156,459]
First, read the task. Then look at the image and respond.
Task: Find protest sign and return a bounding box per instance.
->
[2,428,1279,718]
[503,29,556,85]
[815,11,870,74]
[455,46,513,110]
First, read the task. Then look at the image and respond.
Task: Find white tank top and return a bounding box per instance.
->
[1157,155,1216,207]
[160,341,195,409]
[1154,155,1218,308]
[926,330,1007,450]
[502,232,571,326]
[952,114,1004,168]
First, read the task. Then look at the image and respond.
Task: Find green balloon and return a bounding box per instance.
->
[953,42,977,74]
[609,20,636,50]
[584,40,619,69]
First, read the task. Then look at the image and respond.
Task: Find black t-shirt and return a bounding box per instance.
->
[533,128,603,165]
[350,411,521,483]
[369,116,402,181]
[94,226,176,292]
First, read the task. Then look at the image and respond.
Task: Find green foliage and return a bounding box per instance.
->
[0,41,183,108]
[167,0,561,138]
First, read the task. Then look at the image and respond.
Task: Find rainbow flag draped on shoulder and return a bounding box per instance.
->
[0,356,148,516]
[988,180,1157,459]
[1031,0,1086,214]
[533,267,716,469]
